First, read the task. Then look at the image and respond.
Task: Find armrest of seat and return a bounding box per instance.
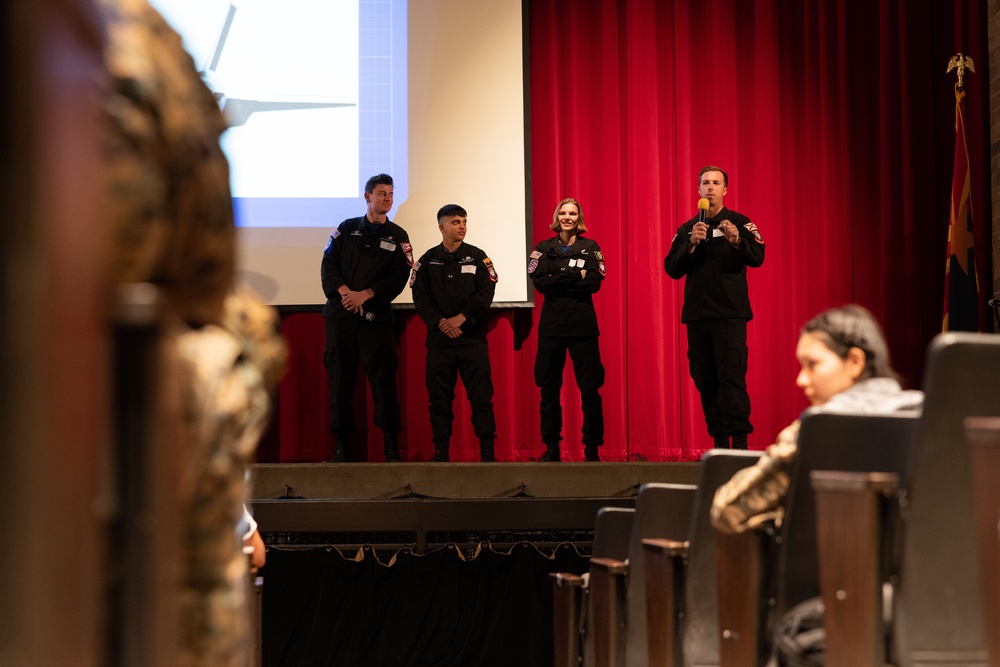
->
[589,558,628,667]
[642,539,688,666]
[716,529,766,667]
[811,471,898,667]
[550,572,586,667]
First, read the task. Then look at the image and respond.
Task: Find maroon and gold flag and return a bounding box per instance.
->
[942,89,980,332]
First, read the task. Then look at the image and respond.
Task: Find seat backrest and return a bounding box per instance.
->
[583,506,636,667]
[773,411,918,622]
[625,483,698,667]
[683,450,763,667]
[894,333,1000,667]
[592,506,636,562]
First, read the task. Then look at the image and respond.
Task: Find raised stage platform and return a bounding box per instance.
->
[250,462,698,553]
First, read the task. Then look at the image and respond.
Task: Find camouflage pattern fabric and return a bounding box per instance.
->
[710,420,800,534]
[100,0,234,327]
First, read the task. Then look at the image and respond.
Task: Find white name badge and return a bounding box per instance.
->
[380,240,397,251]
[712,228,725,238]
[461,265,477,274]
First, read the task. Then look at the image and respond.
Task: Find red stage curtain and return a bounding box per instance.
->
[257,0,990,464]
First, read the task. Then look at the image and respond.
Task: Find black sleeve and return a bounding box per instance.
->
[321,224,349,299]
[733,221,765,268]
[410,253,444,329]
[462,252,497,325]
[664,221,700,279]
[529,242,583,294]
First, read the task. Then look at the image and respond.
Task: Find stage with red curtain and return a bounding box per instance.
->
[257,0,990,465]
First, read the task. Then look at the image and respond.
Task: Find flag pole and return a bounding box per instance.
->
[942,53,980,332]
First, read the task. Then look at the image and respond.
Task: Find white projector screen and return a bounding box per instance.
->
[150,0,531,308]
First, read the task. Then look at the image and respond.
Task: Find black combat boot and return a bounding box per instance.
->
[479,437,496,462]
[429,439,449,462]
[539,442,560,462]
[713,435,730,449]
[731,433,748,450]
[383,432,401,462]
[584,444,600,462]
[326,435,349,463]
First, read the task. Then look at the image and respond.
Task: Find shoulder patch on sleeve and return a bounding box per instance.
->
[324,233,336,251]
[743,222,764,245]
[408,261,421,287]
[401,241,414,266]
[529,250,542,260]
[483,257,498,283]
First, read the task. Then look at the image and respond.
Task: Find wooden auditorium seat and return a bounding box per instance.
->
[891,333,1000,666]
[760,412,917,664]
[551,506,635,667]
[643,450,762,667]
[586,483,697,667]
[811,470,900,667]
[964,416,1000,667]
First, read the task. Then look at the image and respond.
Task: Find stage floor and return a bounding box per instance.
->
[251,461,698,500]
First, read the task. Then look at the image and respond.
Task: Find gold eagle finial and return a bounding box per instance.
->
[946,53,975,93]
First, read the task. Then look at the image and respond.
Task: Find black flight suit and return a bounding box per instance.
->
[664,207,765,446]
[528,235,607,453]
[321,215,412,443]
[410,242,498,448]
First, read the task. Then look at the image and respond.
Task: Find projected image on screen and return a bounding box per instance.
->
[151,0,529,307]
[149,0,407,227]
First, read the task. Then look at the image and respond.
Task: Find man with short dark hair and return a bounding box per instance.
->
[321,174,413,462]
[410,204,498,462]
[665,166,766,450]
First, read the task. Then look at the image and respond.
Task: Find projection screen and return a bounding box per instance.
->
[149,0,531,308]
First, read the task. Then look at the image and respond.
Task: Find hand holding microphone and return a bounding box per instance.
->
[688,198,711,251]
[697,197,710,223]
[341,288,375,319]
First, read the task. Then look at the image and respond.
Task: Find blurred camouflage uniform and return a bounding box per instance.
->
[99,1,285,664]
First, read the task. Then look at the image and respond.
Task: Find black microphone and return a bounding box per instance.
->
[697,197,710,223]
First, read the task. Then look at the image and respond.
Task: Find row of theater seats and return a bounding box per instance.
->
[550,332,1000,667]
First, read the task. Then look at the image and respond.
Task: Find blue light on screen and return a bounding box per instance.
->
[149,0,408,228]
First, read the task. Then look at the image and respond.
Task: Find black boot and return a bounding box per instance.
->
[584,444,600,462]
[731,433,748,450]
[326,435,349,463]
[713,435,730,449]
[430,439,449,462]
[539,443,560,462]
[383,432,401,462]
[479,437,496,462]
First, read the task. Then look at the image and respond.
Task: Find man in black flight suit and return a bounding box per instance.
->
[664,165,765,450]
[410,204,498,462]
[321,173,413,462]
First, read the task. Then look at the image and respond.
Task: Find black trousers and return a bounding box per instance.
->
[426,343,496,441]
[534,335,605,446]
[324,316,401,436]
[685,318,753,438]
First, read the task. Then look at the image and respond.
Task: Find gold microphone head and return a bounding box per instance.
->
[698,198,710,211]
